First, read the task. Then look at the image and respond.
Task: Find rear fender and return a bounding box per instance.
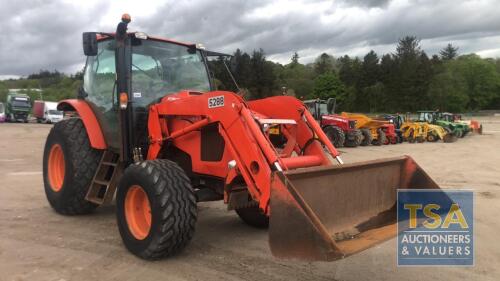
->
[57,99,107,149]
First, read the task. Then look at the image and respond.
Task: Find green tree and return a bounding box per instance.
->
[440,43,459,61]
[314,53,336,75]
[248,49,276,99]
[277,62,315,99]
[454,55,500,109]
[290,52,299,67]
[357,50,381,111]
[310,72,346,103]
[429,70,469,112]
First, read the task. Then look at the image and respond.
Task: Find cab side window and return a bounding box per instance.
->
[83,40,116,111]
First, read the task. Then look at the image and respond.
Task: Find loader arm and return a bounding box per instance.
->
[146,91,340,212]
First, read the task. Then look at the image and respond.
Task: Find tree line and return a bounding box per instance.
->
[212,36,500,112]
[1,36,499,112]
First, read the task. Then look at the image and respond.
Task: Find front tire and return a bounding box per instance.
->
[372,129,386,146]
[235,205,269,228]
[116,160,197,260]
[344,130,362,147]
[360,129,372,146]
[43,118,101,215]
[324,126,345,148]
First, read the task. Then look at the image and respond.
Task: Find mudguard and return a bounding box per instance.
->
[57,99,107,149]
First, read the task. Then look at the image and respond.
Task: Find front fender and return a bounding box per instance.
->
[57,99,107,149]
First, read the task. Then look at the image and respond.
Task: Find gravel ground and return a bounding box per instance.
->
[0,117,499,281]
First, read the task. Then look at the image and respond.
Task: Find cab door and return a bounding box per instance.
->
[82,39,121,150]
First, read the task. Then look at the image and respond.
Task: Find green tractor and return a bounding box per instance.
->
[417,111,469,138]
[441,112,471,137]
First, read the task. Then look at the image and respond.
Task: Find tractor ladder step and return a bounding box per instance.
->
[85,151,122,205]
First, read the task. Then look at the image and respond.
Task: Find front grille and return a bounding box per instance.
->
[348,120,356,129]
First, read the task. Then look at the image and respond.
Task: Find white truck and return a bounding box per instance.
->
[33,101,63,124]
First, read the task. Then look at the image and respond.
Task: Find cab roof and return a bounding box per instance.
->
[96,32,194,47]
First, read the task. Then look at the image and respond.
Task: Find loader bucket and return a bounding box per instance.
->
[269,155,440,261]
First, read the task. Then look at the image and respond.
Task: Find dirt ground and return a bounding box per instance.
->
[1,117,499,281]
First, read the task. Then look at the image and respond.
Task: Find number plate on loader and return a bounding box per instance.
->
[208,96,224,108]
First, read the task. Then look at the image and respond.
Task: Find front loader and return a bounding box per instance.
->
[42,15,443,261]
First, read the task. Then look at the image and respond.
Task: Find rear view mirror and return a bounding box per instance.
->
[82,32,98,56]
[326,98,336,114]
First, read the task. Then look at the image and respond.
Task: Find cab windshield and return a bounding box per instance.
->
[419,112,435,123]
[12,99,31,108]
[131,39,211,107]
[318,103,328,115]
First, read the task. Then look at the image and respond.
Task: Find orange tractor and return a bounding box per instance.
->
[43,15,442,261]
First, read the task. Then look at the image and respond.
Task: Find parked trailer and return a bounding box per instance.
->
[33,101,63,124]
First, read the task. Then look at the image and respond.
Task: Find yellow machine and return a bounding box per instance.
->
[340,112,397,145]
[401,121,455,143]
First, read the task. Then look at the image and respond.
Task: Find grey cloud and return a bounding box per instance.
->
[1,0,500,76]
[337,0,392,8]
[0,0,109,76]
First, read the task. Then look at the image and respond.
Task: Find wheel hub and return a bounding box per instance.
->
[125,185,152,240]
[48,144,65,192]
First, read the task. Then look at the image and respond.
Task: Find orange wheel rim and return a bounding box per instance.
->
[48,144,65,192]
[125,185,152,240]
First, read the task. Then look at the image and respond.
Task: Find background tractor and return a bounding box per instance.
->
[42,15,444,261]
[303,99,362,147]
[340,112,398,145]
[377,114,405,143]
[418,111,469,138]
[451,113,483,134]
[441,112,473,136]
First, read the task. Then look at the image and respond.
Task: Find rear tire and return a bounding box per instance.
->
[116,160,197,260]
[372,129,386,146]
[426,133,437,142]
[324,126,345,148]
[344,130,362,147]
[235,205,269,228]
[360,129,372,146]
[43,118,101,215]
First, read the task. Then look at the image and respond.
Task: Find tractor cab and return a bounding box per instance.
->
[80,28,216,161]
[303,98,334,120]
[379,114,405,130]
[417,110,438,123]
[442,112,461,122]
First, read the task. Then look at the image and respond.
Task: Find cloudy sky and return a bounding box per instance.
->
[1,0,500,78]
